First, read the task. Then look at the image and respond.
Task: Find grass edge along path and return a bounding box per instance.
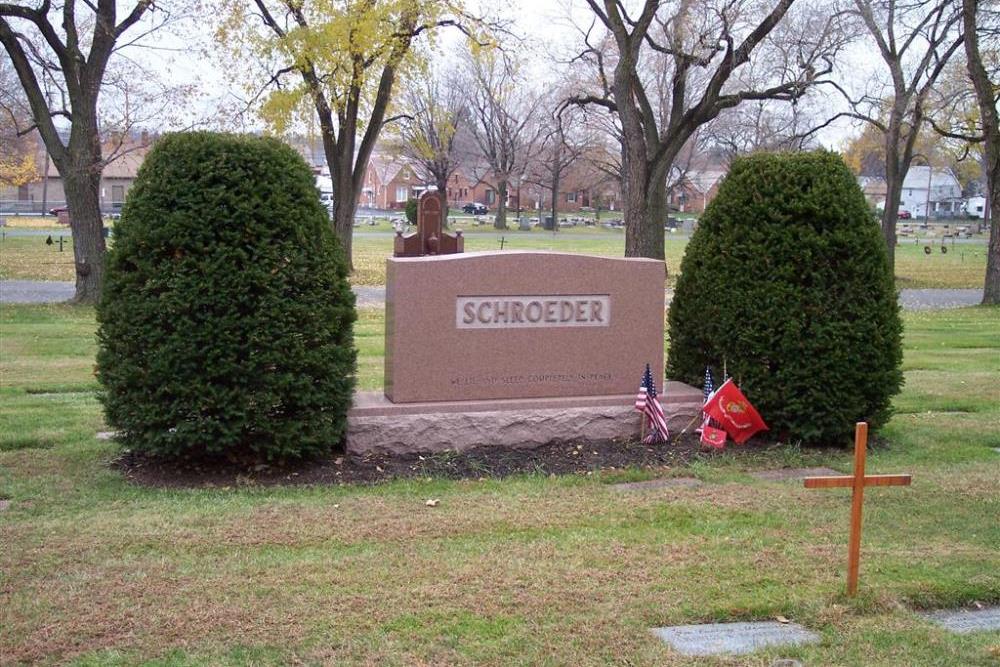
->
[0,304,998,665]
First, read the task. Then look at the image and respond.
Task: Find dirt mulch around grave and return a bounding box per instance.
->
[112,433,780,489]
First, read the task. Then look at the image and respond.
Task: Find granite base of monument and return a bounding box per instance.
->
[345,382,702,455]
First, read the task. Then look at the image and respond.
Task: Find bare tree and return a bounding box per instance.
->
[523,102,591,230]
[463,48,543,230]
[960,0,999,303]
[565,0,846,261]
[0,1,170,302]
[823,0,965,269]
[393,65,466,224]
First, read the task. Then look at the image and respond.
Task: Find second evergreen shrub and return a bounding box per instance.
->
[666,151,903,445]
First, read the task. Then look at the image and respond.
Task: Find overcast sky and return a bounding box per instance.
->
[125,0,864,149]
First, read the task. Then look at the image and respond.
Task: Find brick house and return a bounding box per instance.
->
[359,154,430,210]
[667,168,726,213]
[0,131,151,215]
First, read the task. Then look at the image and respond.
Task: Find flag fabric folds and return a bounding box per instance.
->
[635,364,669,443]
[702,378,768,444]
[700,424,727,448]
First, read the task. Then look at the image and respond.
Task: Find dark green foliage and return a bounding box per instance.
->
[405,199,418,225]
[96,132,356,461]
[666,151,903,445]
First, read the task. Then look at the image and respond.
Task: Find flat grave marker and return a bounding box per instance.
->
[611,477,702,492]
[752,467,840,481]
[921,606,1000,634]
[651,621,820,656]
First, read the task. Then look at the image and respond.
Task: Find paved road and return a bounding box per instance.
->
[0,280,388,307]
[1,280,985,310]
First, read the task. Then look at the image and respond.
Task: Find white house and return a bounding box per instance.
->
[899,166,964,218]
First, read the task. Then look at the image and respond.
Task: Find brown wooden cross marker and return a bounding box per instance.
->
[804,422,911,597]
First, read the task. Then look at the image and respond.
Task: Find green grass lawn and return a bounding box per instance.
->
[2,229,988,290]
[1,303,998,665]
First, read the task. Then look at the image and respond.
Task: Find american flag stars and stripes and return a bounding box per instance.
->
[634,364,669,443]
[697,366,715,434]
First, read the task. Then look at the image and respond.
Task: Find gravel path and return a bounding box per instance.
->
[0,280,985,310]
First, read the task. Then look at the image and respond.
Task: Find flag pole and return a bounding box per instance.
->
[640,413,646,441]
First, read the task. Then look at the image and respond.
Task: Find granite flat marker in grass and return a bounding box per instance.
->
[651,621,820,656]
[612,478,702,491]
[921,606,1000,634]
[751,467,839,481]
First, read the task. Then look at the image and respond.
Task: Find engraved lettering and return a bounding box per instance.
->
[560,300,574,322]
[512,302,524,322]
[526,301,543,322]
[591,300,604,322]
[477,302,492,323]
[544,301,558,322]
[456,295,610,329]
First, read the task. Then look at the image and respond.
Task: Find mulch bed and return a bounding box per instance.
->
[111,433,780,489]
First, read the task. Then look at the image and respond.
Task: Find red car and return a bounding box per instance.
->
[897,210,912,219]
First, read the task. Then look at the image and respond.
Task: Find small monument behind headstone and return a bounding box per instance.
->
[394,190,463,257]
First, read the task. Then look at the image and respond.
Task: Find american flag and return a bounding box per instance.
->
[635,364,669,443]
[698,366,715,434]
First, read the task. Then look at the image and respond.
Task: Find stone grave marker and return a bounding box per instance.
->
[345,248,704,454]
[651,621,820,656]
[921,606,1000,634]
[393,190,463,257]
[612,478,702,492]
[752,467,840,481]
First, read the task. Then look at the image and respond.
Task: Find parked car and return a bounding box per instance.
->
[898,209,912,219]
[48,206,71,225]
[462,202,488,215]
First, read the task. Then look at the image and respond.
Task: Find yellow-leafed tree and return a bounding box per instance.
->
[218,0,489,270]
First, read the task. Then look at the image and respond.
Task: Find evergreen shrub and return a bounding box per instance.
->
[666,151,903,445]
[97,132,356,461]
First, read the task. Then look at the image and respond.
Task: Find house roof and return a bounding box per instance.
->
[902,166,960,190]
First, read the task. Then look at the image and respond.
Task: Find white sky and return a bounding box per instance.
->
[125,0,865,149]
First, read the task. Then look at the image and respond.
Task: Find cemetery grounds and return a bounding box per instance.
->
[1,231,998,665]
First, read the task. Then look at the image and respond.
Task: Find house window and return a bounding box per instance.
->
[395,186,408,203]
[485,189,495,205]
[566,191,577,203]
[112,185,125,204]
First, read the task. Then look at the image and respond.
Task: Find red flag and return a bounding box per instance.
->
[700,425,727,449]
[703,379,767,444]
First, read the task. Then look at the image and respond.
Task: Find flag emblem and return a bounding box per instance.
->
[703,378,767,444]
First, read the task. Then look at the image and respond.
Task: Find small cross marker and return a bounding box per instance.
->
[804,422,911,597]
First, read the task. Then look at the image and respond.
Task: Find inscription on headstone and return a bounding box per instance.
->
[384,252,664,403]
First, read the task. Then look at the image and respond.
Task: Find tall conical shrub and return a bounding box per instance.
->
[666,151,902,445]
[97,132,356,461]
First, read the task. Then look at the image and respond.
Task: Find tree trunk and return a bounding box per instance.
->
[332,167,356,271]
[61,164,106,304]
[984,181,1000,304]
[963,0,1000,304]
[436,176,449,229]
[494,180,508,230]
[623,161,666,261]
[881,131,903,271]
[550,169,560,234]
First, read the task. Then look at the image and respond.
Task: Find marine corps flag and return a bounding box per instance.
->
[702,379,767,444]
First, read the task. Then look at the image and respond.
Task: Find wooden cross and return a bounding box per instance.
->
[804,422,912,597]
